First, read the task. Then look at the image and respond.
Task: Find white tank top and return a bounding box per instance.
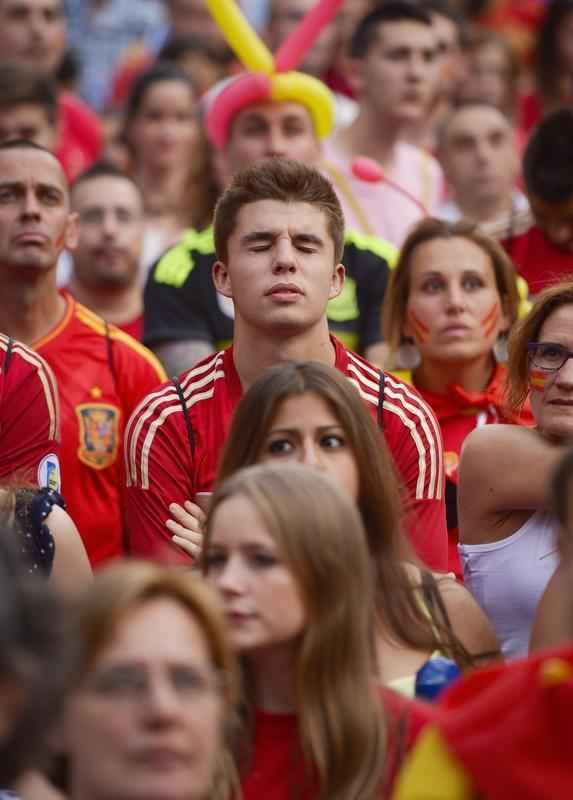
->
[458,511,559,659]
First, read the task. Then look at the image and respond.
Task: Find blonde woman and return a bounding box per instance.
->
[203,463,433,799]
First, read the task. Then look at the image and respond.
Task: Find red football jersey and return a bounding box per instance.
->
[125,338,446,569]
[0,335,61,487]
[34,293,166,566]
[502,224,573,294]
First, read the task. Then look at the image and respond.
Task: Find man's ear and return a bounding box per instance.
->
[213,260,233,297]
[64,212,80,252]
[329,263,345,299]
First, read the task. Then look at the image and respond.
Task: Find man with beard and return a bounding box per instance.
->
[68,162,144,340]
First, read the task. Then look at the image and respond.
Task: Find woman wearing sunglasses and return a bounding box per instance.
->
[457,281,573,659]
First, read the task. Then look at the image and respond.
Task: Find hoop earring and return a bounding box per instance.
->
[396,339,421,370]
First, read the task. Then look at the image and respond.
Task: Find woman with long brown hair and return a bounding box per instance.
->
[168,361,499,695]
[383,217,530,577]
[203,462,431,799]
[123,62,218,271]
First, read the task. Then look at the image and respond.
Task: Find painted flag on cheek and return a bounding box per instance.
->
[529,368,549,391]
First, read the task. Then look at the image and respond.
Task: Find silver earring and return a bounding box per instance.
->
[396,339,421,370]
[493,335,508,364]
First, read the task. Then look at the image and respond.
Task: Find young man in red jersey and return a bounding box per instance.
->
[503,108,573,294]
[126,158,446,569]
[0,333,60,487]
[0,139,166,566]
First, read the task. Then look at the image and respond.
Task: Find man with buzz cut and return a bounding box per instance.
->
[126,158,447,571]
[0,139,165,566]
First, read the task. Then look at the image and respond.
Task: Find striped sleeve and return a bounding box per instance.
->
[0,337,61,487]
[124,354,224,564]
[347,353,448,571]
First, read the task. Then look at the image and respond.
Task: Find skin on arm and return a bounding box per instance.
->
[47,505,92,597]
[458,424,566,545]
[437,574,502,665]
[151,339,214,377]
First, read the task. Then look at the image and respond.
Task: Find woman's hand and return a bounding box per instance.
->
[166,501,206,559]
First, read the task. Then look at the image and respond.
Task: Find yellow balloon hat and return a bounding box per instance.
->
[204,0,341,149]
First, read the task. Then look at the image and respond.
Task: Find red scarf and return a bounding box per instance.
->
[415,364,532,425]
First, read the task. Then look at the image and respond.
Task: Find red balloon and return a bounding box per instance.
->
[275,0,343,72]
[351,156,384,183]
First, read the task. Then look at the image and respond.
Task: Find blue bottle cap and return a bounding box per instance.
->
[415,656,461,702]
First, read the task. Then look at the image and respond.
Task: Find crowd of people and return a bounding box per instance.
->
[1,0,573,798]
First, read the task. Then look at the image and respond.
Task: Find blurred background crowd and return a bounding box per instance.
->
[2,1,573,799]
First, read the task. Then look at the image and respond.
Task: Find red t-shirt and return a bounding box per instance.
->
[125,338,447,569]
[241,688,434,800]
[0,334,61,488]
[56,91,102,183]
[34,293,166,566]
[502,224,573,294]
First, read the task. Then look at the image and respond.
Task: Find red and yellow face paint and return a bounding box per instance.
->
[481,302,500,339]
[529,368,549,392]
[407,310,430,344]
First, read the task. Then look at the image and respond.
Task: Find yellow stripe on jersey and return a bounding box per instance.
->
[392,727,473,800]
[344,228,399,267]
[75,304,167,381]
[153,227,215,288]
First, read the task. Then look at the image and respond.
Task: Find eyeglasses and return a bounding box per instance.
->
[85,663,225,703]
[527,341,573,372]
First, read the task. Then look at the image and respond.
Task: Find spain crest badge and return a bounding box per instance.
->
[76,403,120,470]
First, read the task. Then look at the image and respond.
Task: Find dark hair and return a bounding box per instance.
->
[213,158,345,264]
[535,0,573,106]
[350,1,433,58]
[0,528,72,785]
[124,60,218,230]
[158,33,227,69]
[0,138,57,156]
[421,0,465,29]
[124,60,196,127]
[72,160,141,194]
[0,64,58,126]
[522,109,573,203]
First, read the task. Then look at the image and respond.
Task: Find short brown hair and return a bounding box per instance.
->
[0,63,58,126]
[213,157,345,264]
[383,217,519,353]
[507,279,573,411]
